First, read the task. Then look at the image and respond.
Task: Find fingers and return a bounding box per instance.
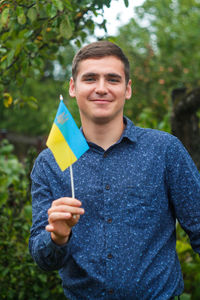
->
[45,224,54,232]
[45,214,80,232]
[46,197,84,232]
[47,211,82,224]
[52,197,82,207]
[48,205,84,216]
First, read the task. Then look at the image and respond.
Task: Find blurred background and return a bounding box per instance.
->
[0,0,200,299]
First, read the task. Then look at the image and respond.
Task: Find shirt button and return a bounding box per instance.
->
[107,218,112,223]
[105,184,110,190]
[103,153,107,158]
[107,253,113,259]
[108,289,114,294]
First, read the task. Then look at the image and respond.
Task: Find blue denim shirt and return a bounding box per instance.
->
[29,117,200,300]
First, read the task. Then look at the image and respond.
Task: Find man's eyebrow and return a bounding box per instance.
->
[81,72,97,78]
[106,73,122,79]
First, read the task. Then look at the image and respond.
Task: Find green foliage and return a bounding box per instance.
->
[0,0,116,107]
[0,78,65,136]
[0,0,130,136]
[113,0,200,129]
[0,76,81,136]
[0,41,78,136]
[176,223,200,299]
[0,140,66,299]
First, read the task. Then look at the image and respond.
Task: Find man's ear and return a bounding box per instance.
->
[69,77,76,98]
[125,79,132,100]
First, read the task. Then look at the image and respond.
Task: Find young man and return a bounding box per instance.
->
[29,41,200,299]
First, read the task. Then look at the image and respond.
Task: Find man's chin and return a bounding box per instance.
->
[91,114,114,125]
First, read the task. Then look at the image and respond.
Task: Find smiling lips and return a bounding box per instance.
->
[89,98,112,103]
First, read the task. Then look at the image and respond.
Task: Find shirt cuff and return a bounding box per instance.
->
[42,230,72,251]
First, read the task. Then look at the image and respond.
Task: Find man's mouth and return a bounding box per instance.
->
[90,99,112,103]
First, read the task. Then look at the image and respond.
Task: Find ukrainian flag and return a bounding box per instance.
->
[46,100,89,171]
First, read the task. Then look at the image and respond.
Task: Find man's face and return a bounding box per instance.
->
[69,56,132,125]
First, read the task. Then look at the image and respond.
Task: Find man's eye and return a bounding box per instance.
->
[84,77,95,82]
[108,78,120,82]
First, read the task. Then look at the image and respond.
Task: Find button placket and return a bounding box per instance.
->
[102,151,115,286]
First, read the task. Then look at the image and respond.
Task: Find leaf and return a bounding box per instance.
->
[1,7,9,26]
[0,191,8,207]
[176,240,192,254]
[3,93,13,108]
[6,49,15,66]
[123,0,129,8]
[59,16,73,39]
[0,176,8,189]
[52,0,64,11]
[21,96,38,109]
[63,0,74,12]
[46,3,57,18]
[24,42,38,53]
[16,6,26,25]
[1,31,9,41]
[27,7,37,23]
[0,48,7,54]
[0,55,7,63]
[18,29,34,39]
[180,293,191,300]
[21,60,29,75]
[18,14,26,25]
[23,205,32,220]
[75,39,81,48]
[32,57,44,69]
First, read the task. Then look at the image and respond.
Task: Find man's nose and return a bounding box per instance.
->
[95,79,107,95]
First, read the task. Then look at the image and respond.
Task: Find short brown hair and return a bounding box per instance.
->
[72,41,130,85]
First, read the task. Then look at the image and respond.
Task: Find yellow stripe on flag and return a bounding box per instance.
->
[46,123,77,171]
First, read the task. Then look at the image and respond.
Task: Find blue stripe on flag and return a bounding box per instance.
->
[54,101,89,159]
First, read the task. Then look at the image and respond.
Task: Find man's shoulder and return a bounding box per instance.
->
[126,117,177,144]
[136,126,173,139]
[124,117,179,150]
[36,148,53,163]
[31,148,60,180]
[33,148,56,170]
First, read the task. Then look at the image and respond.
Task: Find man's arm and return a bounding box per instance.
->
[29,152,84,271]
[166,136,200,254]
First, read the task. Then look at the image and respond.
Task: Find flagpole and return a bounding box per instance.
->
[60,94,75,199]
[70,165,75,198]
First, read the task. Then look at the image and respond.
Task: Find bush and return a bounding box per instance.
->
[0,140,66,299]
[176,223,200,299]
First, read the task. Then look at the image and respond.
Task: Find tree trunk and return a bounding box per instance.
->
[171,87,200,170]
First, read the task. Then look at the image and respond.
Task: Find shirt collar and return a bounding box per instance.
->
[80,116,138,146]
[121,116,137,143]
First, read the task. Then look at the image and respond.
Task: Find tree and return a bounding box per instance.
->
[113,0,200,132]
[0,0,131,108]
[0,0,131,138]
[171,87,200,169]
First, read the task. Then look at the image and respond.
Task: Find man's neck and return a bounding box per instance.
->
[81,116,125,150]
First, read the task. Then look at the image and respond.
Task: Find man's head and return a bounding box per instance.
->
[72,41,130,85]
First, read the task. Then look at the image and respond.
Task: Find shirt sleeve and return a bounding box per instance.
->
[29,152,70,271]
[166,136,200,254]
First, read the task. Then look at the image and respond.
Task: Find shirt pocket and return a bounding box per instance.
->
[121,185,158,228]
